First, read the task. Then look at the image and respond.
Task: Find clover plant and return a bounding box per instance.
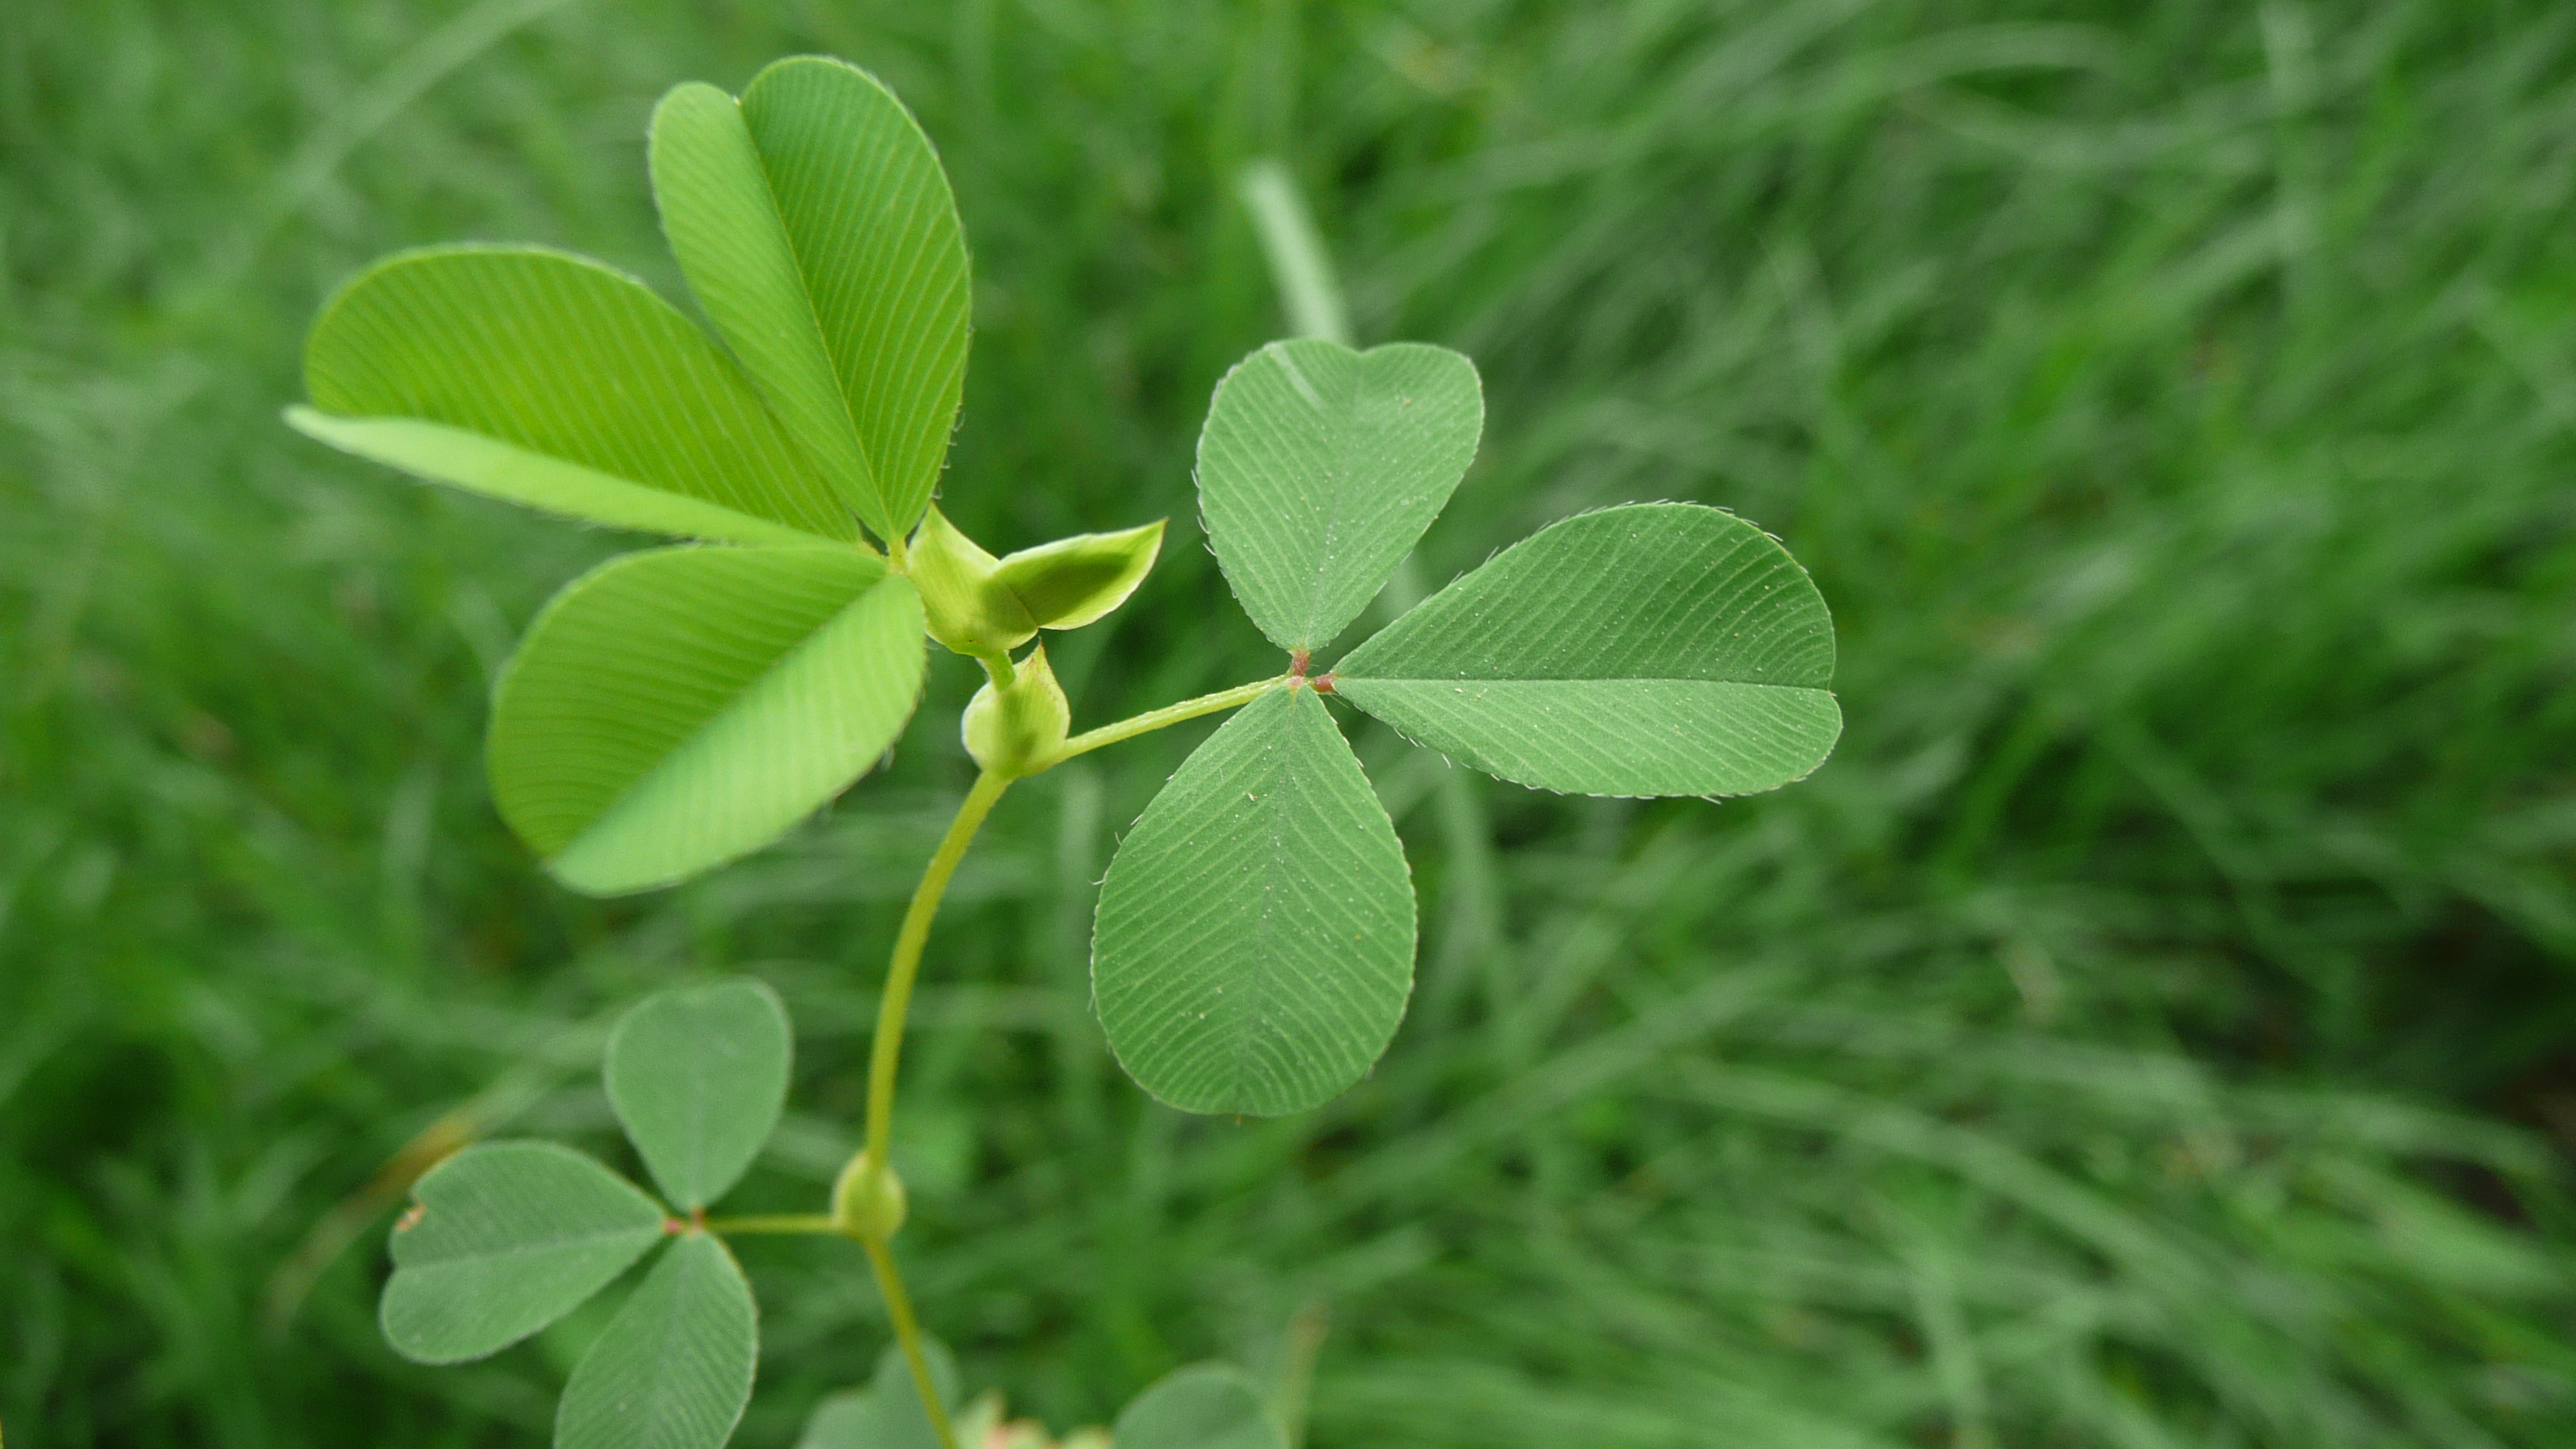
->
[288,54,1840,1449]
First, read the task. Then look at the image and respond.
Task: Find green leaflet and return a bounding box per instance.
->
[794,1342,958,1449]
[489,546,927,896]
[1196,340,1482,653]
[283,411,826,547]
[555,1233,759,1449]
[298,246,852,543]
[1113,1365,1285,1449]
[1092,687,1415,1117]
[380,1142,666,1365]
[1333,503,1841,797]
[652,83,886,536]
[739,57,972,541]
[605,980,793,1211]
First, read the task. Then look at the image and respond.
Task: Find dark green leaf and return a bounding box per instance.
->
[606,980,793,1211]
[380,1142,666,1365]
[555,1232,758,1449]
[1196,339,1482,653]
[1093,687,1415,1116]
[1333,503,1841,796]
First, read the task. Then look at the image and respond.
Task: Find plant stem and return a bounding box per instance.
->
[702,1213,839,1236]
[863,769,1011,1188]
[1033,675,1286,772]
[863,1235,961,1449]
[843,676,1280,1447]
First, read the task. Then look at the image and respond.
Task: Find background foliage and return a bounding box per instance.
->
[7,0,2576,1444]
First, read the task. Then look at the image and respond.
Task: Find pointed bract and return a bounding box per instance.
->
[994,519,1166,631]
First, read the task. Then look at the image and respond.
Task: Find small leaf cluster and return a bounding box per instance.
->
[289,56,1161,896]
[384,981,788,1447]
[389,980,1290,1449]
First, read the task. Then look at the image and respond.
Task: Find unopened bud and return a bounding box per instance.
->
[831,1150,908,1242]
[963,644,1071,777]
[909,505,1039,658]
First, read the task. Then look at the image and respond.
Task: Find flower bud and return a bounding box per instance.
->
[992,519,1166,632]
[962,644,1071,778]
[831,1150,908,1242]
[909,505,1039,659]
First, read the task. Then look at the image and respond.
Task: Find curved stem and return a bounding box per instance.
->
[864,769,1011,1187]
[1033,675,1286,772]
[841,675,1280,1449]
[864,1235,960,1449]
[852,769,1008,1449]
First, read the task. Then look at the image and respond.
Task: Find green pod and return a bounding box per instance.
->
[962,644,1071,778]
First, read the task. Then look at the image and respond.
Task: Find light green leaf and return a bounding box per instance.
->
[794,1341,958,1449]
[1092,687,1414,1116]
[739,57,971,540]
[994,519,1166,631]
[650,82,886,538]
[1112,1365,1284,1449]
[381,1141,666,1365]
[284,411,826,547]
[489,545,927,896]
[555,1232,758,1449]
[1197,340,1482,653]
[1331,503,1841,797]
[300,245,853,543]
[606,980,793,1211]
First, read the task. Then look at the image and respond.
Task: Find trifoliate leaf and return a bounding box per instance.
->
[555,1232,758,1449]
[1112,1365,1284,1449]
[1196,340,1482,653]
[1331,503,1841,797]
[296,246,851,545]
[605,980,793,1211]
[381,1142,666,1365]
[1092,687,1414,1116]
[489,546,926,895]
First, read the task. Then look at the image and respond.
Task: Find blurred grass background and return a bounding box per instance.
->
[8,0,2576,1444]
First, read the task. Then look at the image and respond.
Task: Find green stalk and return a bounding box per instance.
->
[865,1235,961,1449]
[703,1214,838,1236]
[1033,676,1285,772]
[848,675,1283,1447]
